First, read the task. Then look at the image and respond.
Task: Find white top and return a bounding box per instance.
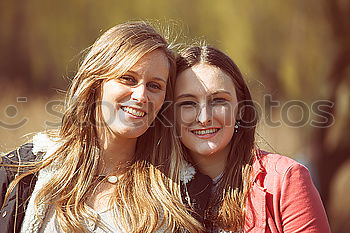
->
[38,205,124,233]
[37,204,170,233]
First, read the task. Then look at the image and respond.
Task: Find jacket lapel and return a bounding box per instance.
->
[245,155,267,232]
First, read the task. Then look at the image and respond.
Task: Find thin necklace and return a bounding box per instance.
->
[95,174,120,184]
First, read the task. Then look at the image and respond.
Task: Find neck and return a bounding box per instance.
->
[98,134,137,175]
[190,144,231,179]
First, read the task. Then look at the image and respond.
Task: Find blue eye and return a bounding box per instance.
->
[118,75,137,85]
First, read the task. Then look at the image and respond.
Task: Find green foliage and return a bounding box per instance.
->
[0,0,334,98]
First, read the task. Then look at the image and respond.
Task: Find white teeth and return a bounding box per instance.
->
[192,128,219,135]
[122,106,145,117]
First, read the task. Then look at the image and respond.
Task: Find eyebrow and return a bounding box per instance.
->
[176,90,232,100]
[152,77,167,84]
[211,90,233,96]
[175,94,196,100]
[126,70,167,84]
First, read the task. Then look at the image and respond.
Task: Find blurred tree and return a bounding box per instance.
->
[0,0,32,86]
[312,0,350,210]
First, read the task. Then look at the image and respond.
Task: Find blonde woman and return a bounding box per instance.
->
[175,46,331,232]
[0,22,201,233]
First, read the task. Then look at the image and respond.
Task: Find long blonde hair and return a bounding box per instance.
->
[176,46,258,232]
[4,22,202,232]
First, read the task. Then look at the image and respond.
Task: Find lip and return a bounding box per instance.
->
[120,105,147,118]
[190,127,221,139]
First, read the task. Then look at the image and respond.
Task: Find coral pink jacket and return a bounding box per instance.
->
[245,151,331,233]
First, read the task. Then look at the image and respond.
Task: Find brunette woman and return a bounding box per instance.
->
[175,46,331,233]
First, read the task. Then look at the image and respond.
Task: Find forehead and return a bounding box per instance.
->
[129,49,169,77]
[175,64,236,97]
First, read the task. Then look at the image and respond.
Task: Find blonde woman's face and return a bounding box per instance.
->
[101,49,169,139]
[175,64,238,158]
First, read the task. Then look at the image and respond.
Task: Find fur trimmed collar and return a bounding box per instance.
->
[179,160,196,184]
[20,133,61,233]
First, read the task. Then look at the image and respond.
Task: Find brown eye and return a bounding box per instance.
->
[211,98,227,105]
[178,101,197,107]
[118,75,137,85]
[147,82,161,90]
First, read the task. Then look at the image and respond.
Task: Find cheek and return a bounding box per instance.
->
[213,105,236,126]
[101,95,116,122]
[176,106,197,125]
[151,92,166,112]
[100,103,117,129]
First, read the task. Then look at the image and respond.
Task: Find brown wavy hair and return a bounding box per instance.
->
[176,45,258,232]
[3,22,202,232]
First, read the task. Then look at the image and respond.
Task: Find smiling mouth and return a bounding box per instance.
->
[191,128,220,136]
[121,106,146,117]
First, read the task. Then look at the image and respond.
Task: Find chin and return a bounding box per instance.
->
[189,144,220,157]
[110,125,149,139]
[122,132,145,139]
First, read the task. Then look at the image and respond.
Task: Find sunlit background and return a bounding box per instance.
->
[1,0,349,232]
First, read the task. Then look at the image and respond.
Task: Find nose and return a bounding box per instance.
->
[131,84,147,103]
[197,104,212,126]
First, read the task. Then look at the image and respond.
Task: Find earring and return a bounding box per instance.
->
[234,120,241,133]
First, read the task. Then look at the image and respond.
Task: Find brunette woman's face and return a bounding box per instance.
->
[101,49,169,139]
[175,64,238,158]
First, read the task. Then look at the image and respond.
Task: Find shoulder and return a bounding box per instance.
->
[254,150,307,178]
[1,133,62,172]
[0,143,36,191]
[1,133,59,165]
[251,150,314,193]
[251,151,331,232]
[1,143,36,165]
